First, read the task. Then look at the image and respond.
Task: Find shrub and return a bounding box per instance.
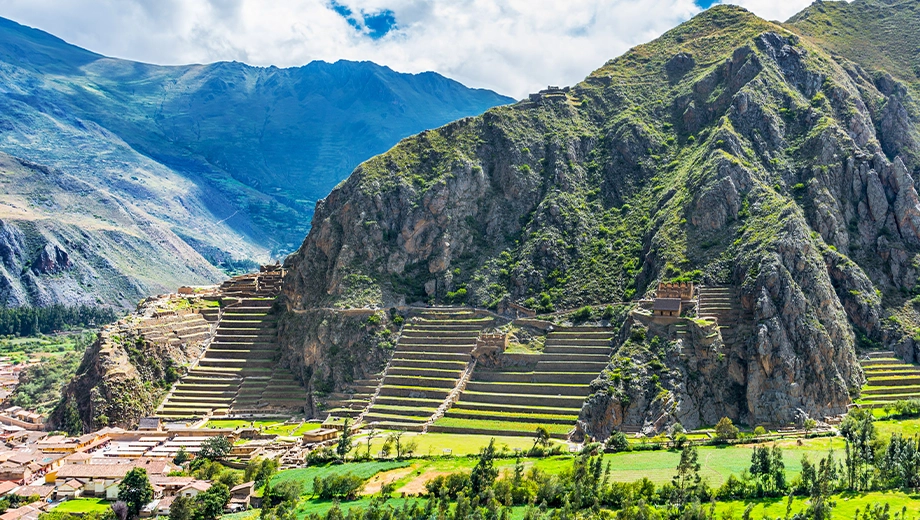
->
[313,473,365,500]
[714,417,739,442]
[572,306,593,322]
[606,431,630,453]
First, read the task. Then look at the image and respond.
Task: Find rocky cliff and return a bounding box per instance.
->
[49,295,216,431]
[284,1,920,432]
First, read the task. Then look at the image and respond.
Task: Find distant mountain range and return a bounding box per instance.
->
[0,16,513,308]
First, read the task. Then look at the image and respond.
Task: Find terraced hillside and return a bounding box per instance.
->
[431,326,614,439]
[360,310,492,431]
[858,351,920,408]
[697,286,752,350]
[157,270,305,420]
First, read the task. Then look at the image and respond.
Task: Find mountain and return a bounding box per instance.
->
[282,0,920,431]
[0,16,513,308]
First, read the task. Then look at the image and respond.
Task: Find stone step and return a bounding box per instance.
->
[538,353,609,362]
[392,351,471,362]
[536,361,608,372]
[395,343,476,354]
[388,359,468,370]
[451,401,583,416]
[381,375,458,389]
[377,386,451,400]
[373,396,445,408]
[464,381,589,396]
[459,391,586,408]
[544,338,612,347]
[473,371,597,384]
[400,330,481,338]
[387,367,463,378]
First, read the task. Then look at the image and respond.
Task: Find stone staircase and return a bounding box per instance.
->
[431,326,614,439]
[858,351,920,408]
[360,309,491,431]
[156,270,304,420]
[698,285,751,348]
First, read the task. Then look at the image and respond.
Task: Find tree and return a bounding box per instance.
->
[530,427,551,455]
[385,431,407,459]
[840,408,876,491]
[470,439,499,497]
[168,495,195,520]
[173,446,191,466]
[245,457,279,487]
[671,445,701,510]
[336,418,354,459]
[118,468,154,520]
[714,417,739,442]
[193,483,230,520]
[199,436,231,461]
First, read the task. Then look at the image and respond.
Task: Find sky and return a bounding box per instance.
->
[0,0,816,98]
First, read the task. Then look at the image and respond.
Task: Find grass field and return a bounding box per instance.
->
[602,436,843,485]
[53,498,112,514]
[714,491,920,519]
[272,461,411,495]
[356,432,558,457]
[432,417,573,436]
[875,417,920,438]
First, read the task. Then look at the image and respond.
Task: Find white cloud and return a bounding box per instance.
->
[0,0,817,98]
[722,0,814,22]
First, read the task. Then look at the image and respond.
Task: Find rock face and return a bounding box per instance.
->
[283,3,920,432]
[49,295,214,431]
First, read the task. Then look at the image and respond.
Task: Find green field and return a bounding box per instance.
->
[53,498,112,514]
[272,461,412,494]
[602,437,843,485]
[714,491,920,519]
[432,417,573,436]
[357,432,559,457]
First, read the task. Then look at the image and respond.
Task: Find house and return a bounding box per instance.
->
[149,476,195,497]
[138,418,162,432]
[12,485,54,501]
[63,452,93,465]
[302,429,338,443]
[652,298,682,317]
[178,481,211,498]
[48,459,177,497]
[0,501,46,520]
[0,463,30,484]
[0,481,18,497]
[56,479,85,499]
[155,496,176,516]
[228,481,255,511]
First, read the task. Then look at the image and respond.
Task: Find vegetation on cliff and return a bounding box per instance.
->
[284,1,920,429]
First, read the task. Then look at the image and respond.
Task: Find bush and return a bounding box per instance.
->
[714,417,739,442]
[313,473,365,500]
[606,431,630,453]
[572,306,593,322]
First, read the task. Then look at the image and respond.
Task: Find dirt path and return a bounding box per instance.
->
[362,466,416,495]
[397,471,451,496]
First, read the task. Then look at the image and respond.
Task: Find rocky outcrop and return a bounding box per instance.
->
[283,5,920,433]
[276,309,397,415]
[49,294,215,431]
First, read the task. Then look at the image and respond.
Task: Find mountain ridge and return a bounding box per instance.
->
[0,15,513,308]
[280,2,920,431]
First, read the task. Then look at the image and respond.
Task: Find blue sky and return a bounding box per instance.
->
[0,0,816,97]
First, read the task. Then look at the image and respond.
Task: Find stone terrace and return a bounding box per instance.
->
[431,326,614,439]
[156,269,304,420]
[359,309,492,431]
[857,351,920,408]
